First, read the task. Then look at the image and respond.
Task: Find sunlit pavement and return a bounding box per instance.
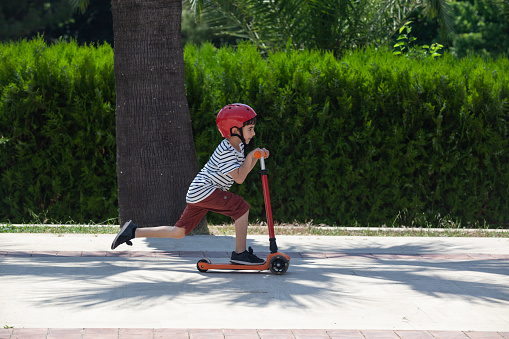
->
[1,234,508,338]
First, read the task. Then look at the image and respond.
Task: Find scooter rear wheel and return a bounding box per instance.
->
[269,255,289,275]
[197,258,211,272]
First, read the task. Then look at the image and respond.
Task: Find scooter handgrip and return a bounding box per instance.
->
[254,150,263,159]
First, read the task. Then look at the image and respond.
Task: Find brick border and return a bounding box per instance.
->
[1,250,508,260]
[0,328,507,339]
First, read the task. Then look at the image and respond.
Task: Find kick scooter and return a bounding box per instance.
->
[196,150,290,275]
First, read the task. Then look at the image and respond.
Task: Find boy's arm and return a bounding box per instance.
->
[229,148,269,184]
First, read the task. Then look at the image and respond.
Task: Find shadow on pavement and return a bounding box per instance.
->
[1,241,508,310]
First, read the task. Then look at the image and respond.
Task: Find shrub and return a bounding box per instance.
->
[1,38,508,228]
[0,37,116,223]
[185,42,509,227]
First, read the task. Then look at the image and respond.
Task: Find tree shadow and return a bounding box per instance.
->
[1,241,508,312]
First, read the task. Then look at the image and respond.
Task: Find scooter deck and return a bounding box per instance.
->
[197,252,290,273]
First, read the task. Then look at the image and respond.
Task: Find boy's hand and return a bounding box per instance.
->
[231,148,270,184]
[252,148,270,159]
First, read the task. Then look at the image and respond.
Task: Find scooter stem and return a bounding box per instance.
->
[255,150,278,253]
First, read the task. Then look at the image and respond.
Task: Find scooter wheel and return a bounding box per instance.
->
[269,255,289,275]
[197,258,211,272]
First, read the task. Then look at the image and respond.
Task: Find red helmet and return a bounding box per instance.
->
[216,103,257,138]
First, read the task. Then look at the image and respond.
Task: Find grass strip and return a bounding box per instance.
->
[1,223,507,237]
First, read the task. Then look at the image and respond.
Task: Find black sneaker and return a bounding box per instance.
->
[111,220,138,250]
[230,246,265,265]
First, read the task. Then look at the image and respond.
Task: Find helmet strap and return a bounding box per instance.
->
[230,127,248,158]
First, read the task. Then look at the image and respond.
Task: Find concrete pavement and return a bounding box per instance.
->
[0,233,508,338]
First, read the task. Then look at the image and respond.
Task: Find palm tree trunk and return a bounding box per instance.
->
[112,0,200,227]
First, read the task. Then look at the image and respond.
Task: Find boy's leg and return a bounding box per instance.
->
[203,191,264,264]
[111,204,206,249]
[202,190,251,254]
[111,222,189,250]
[234,210,249,253]
[135,226,185,239]
[230,208,265,265]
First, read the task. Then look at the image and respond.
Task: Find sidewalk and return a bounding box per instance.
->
[1,233,508,338]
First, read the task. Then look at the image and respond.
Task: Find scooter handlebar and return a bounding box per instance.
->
[254,150,267,170]
[254,150,267,159]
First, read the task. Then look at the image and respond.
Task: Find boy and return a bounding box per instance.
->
[111,103,269,265]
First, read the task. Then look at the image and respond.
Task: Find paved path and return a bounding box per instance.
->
[1,234,508,338]
[0,328,508,339]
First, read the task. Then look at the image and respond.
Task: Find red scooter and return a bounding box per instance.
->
[196,150,290,275]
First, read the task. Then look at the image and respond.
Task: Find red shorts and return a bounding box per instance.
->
[175,189,250,235]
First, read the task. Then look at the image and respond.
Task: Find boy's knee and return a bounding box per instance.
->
[175,227,186,239]
[234,211,249,226]
[237,210,249,220]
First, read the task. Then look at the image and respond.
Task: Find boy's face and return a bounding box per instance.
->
[241,124,256,144]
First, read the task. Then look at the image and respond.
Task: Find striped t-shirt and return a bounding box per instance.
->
[186,139,245,203]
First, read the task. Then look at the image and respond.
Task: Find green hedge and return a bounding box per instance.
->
[1,38,509,227]
[185,42,509,227]
[0,37,117,223]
